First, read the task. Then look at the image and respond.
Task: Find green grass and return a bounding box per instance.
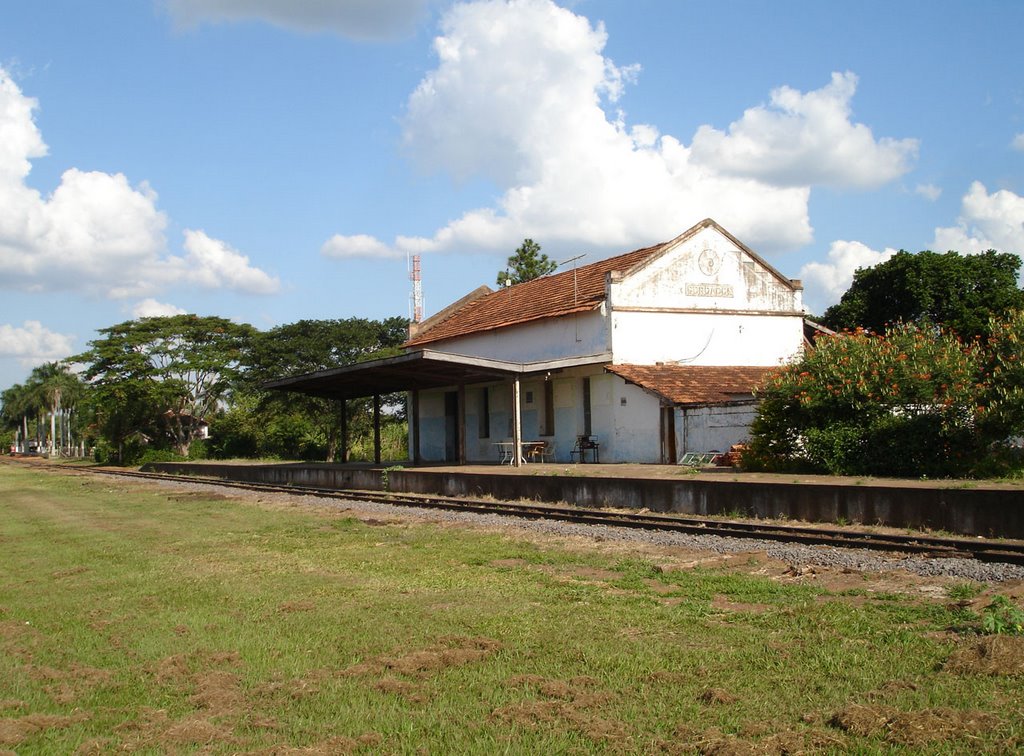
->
[0,463,1022,753]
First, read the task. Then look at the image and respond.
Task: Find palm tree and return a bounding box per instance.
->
[3,363,85,456]
[1,381,43,453]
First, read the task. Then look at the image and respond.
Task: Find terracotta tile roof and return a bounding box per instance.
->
[405,242,667,347]
[606,364,775,406]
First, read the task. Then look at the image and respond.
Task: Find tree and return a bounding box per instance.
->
[241,317,409,462]
[822,250,1024,341]
[1,363,85,455]
[1,381,41,452]
[496,239,557,286]
[75,315,255,459]
[978,308,1024,443]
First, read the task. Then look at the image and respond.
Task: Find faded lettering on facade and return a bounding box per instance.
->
[685,282,734,298]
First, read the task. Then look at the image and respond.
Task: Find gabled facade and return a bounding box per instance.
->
[402,218,805,464]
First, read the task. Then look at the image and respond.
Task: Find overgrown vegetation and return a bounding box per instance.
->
[981,596,1024,636]
[1,315,409,465]
[748,311,1024,477]
[1,464,1022,752]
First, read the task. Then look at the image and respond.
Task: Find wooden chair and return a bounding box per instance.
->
[526,440,551,463]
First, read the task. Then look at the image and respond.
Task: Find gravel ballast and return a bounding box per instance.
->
[150,476,1024,584]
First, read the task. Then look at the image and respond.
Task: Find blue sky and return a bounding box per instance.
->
[2,0,1023,390]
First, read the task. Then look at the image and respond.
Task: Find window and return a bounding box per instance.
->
[582,377,592,437]
[478,387,490,439]
[542,380,554,436]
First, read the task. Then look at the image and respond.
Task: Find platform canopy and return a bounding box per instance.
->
[263,349,611,400]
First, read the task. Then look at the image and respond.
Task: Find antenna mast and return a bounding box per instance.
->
[409,254,424,323]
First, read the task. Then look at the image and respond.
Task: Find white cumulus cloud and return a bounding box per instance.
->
[165,0,428,39]
[322,233,403,259]
[129,299,188,319]
[1012,133,1024,152]
[330,0,915,261]
[690,72,918,189]
[915,183,941,201]
[802,181,1024,313]
[799,241,897,313]
[933,181,1024,255]
[176,229,280,294]
[0,321,75,367]
[0,67,278,299]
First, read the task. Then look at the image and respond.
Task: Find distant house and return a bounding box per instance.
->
[267,218,806,465]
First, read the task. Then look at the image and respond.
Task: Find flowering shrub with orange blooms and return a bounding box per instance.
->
[746,323,984,477]
[978,310,1024,444]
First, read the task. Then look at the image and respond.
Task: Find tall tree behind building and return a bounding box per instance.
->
[496,239,557,286]
[822,250,1024,341]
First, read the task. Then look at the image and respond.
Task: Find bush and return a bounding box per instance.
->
[748,323,982,477]
[137,448,187,466]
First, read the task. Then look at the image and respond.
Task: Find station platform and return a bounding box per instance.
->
[144,459,1024,539]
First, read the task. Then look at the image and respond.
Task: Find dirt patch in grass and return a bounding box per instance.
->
[710,595,773,614]
[28,663,114,705]
[698,687,738,705]
[944,635,1024,676]
[642,578,678,595]
[564,566,622,582]
[830,703,1002,747]
[373,677,427,703]
[106,650,251,750]
[343,635,501,678]
[115,708,238,750]
[191,669,244,713]
[0,712,89,747]
[493,675,627,746]
[667,724,847,755]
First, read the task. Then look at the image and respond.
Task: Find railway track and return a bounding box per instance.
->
[71,465,1024,567]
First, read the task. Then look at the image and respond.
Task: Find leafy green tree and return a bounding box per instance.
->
[75,315,255,459]
[241,317,409,462]
[822,250,1024,341]
[496,239,557,286]
[747,324,982,477]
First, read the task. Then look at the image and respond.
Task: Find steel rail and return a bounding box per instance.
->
[71,465,1024,567]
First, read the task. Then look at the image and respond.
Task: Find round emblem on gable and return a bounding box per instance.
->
[698,248,721,276]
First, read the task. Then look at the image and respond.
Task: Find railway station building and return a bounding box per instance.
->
[267,218,807,465]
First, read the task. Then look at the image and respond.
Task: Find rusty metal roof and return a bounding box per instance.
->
[404,241,667,347]
[606,364,774,407]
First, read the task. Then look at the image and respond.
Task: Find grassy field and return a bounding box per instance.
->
[1,462,1022,753]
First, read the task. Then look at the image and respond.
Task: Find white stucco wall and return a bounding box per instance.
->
[416,390,447,462]
[611,310,803,366]
[606,223,803,367]
[609,379,662,463]
[424,310,609,363]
